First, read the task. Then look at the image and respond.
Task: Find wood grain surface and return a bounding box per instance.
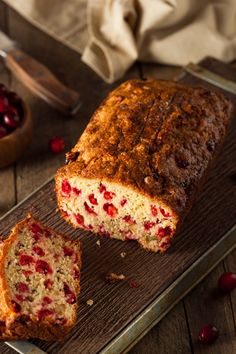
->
[0,4,235,354]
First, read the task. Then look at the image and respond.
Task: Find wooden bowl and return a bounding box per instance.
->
[0,101,32,168]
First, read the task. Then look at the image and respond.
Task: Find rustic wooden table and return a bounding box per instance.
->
[0,3,235,354]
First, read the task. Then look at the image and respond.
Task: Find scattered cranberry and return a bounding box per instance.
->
[160,208,171,218]
[144,221,156,230]
[0,125,7,138]
[64,283,76,304]
[151,205,158,217]
[44,279,53,289]
[63,246,74,257]
[120,199,127,207]
[122,215,136,224]
[35,260,53,275]
[198,325,219,344]
[49,136,65,154]
[23,270,33,277]
[16,282,29,293]
[104,191,115,200]
[19,254,34,266]
[130,280,138,288]
[99,183,106,193]
[33,246,45,257]
[103,203,118,217]
[88,193,98,205]
[37,309,54,321]
[11,300,21,313]
[157,226,172,238]
[61,180,71,196]
[75,213,84,225]
[218,272,236,293]
[42,296,52,305]
[15,294,25,302]
[84,201,97,215]
[29,223,43,235]
[72,187,81,196]
[3,111,20,129]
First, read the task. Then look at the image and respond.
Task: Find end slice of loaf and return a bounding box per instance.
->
[0,214,81,341]
[55,79,233,252]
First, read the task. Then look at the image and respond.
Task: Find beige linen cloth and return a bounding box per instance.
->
[3,0,236,83]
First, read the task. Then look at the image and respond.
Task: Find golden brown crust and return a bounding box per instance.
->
[56,78,233,226]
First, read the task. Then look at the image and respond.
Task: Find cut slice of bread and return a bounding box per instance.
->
[0,214,81,341]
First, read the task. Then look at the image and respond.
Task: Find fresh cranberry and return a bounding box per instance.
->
[0,125,7,138]
[144,221,156,230]
[3,111,21,129]
[0,84,6,93]
[37,309,54,321]
[35,260,53,275]
[88,193,98,205]
[7,91,21,105]
[63,283,76,304]
[0,94,8,113]
[84,201,97,215]
[122,215,136,224]
[151,205,158,217]
[19,254,34,266]
[42,296,52,305]
[160,208,171,217]
[15,294,25,302]
[120,199,127,207]
[23,270,33,277]
[63,246,74,257]
[157,226,172,238]
[16,282,29,293]
[103,203,118,217]
[49,136,65,154]
[218,272,236,293]
[130,280,138,288]
[99,183,106,193]
[11,300,21,313]
[44,229,52,238]
[29,223,43,235]
[61,180,71,196]
[198,325,219,344]
[33,246,45,257]
[72,187,81,196]
[44,279,53,289]
[75,213,84,225]
[104,191,115,200]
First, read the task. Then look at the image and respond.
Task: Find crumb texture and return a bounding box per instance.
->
[56,79,233,252]
[0,215,81,341]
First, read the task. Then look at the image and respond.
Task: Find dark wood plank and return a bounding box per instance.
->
[224,249,236,331]
[130,302,192,354]
[184,264,236,354]
[0,1,7,32]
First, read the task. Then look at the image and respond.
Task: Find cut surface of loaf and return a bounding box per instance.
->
[56,79,233,252]
[0,214,81,341]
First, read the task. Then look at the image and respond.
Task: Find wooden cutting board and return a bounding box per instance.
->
[0,57,236,354]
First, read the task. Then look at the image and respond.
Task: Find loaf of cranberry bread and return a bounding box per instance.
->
[0,214,81,341]
[56,79,233,252]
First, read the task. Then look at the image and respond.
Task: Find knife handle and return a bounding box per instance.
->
[4,48,81,115]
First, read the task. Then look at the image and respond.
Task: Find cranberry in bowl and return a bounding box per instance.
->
[0,84,32,167]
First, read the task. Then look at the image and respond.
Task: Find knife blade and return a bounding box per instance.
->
[0,31,81,115]
[5,340,47,354]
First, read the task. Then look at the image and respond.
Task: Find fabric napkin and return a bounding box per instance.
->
[3,0,236,83]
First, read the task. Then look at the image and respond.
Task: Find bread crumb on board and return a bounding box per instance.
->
[120,252,126,258]
[86,299,94,306]
[105,272,126,283]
